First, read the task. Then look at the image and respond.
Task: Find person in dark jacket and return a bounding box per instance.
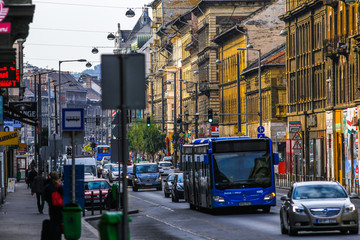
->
[25,165,31,189]
[31,170,46,214]
[28,166,37,189]
[44,172,63,240]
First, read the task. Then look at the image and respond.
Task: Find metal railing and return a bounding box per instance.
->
[275,174,360,196]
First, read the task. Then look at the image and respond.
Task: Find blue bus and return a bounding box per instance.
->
[181,136,279,212]
[95,145,111,161]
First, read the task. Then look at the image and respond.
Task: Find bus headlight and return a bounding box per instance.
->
[213,196,225,203]
[264,192,276,201]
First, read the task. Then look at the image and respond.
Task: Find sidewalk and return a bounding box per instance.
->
[0,182,98,240]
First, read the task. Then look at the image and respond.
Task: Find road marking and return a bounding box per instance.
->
[145,214,215,240]
[130,194,175,212]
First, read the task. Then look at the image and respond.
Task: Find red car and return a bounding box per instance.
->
[84,178,111,206]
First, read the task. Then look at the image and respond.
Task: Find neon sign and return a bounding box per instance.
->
[0,62,20,87]
[0,0,10,33]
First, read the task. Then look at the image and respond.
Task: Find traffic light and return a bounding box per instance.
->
[208,108,213,123]
[84,118,87,125]
[66,147,72,156]
[96,115,100,126]
[146,116,151,127]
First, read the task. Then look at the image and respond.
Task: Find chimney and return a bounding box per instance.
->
[86,76,91,89]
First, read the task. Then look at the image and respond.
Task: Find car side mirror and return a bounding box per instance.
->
[349,192,358,199]
[280,195,289,201]
[163,179,167,182]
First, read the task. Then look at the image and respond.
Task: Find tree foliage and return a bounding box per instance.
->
[127,116,166,161]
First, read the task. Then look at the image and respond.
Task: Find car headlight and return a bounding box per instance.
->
[213,196,225,203]
[134,178,139,182]
[126,175,129,179]
[345,203,356,213]
[264,192,276,201]
[293,205,306,214]
[158,176,162,182]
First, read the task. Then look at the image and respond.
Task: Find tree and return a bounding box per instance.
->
[143,121,166,162]
[127,119,146,158]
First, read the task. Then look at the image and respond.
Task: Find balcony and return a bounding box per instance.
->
[199,81,209,92]
[324,36,348,58]
[323,0,338,7]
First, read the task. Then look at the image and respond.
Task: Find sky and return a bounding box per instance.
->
[24,0,152,73]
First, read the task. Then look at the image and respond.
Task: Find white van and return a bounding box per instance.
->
[64,156,97,177]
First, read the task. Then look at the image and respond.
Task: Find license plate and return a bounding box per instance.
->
[239,202,252,206]
[145,183,152,186]
[93,199,100,203]
[316,218,336,224]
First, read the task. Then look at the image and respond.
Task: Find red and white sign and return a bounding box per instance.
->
[292,132,302,140]
[293,140,302,150]
[0,22,10,33]
[0,1,9,22]
[211,125,219,137]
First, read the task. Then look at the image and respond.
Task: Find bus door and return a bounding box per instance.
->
[194,153,201,207]
[199,154,210,208]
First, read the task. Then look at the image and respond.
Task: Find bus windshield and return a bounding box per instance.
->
[98,147,110,154]
[213,151,271,190]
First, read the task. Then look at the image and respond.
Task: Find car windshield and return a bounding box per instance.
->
[213,151,271,189]
[85,181,110,190]
[168,174,175,181]
[293,184,347,199]
[112,166,122,172]
[177,173,184,183]
[136,164,159,173]
[160,163,172,167]
[104,165,111,170]
[84,165,96,176]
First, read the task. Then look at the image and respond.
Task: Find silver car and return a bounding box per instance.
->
[280,181,358,236]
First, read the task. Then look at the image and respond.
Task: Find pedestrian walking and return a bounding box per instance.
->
[28,166,37,189]
[44,172,63,240]
[25,165,31,189]
[31,170,46,214]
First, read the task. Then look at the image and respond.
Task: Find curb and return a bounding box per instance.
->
[83,209,140,221]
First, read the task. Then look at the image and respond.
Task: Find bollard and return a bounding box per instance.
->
[91,191,94,216]
[100,189,103,214]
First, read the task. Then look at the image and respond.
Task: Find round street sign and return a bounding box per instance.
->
[257,126,265,133]
[179,137,184,144]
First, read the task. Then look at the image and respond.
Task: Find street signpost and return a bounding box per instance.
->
[102,54,146,240]
[257,125,265,134]
[257,133,265,138]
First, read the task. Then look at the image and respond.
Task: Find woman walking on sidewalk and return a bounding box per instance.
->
[44,172,63,240]
[31,170,46,214]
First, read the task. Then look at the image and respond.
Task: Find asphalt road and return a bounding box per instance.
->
[88,184,360,240]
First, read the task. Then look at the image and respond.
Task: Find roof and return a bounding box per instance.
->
[294,181,340,186]
[240,44,285,75]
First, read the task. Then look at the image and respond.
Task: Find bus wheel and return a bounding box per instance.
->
[262,206,271,213]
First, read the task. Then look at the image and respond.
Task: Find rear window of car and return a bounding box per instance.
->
[159,163,172,167]
[85,181,110,190]
[135,164,159,173]
[293,184,347,199]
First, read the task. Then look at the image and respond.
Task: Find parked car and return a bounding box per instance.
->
[126,165,133,185]
[158,161,174,175]
[84,178,111,206]
[132,163,162,192]
[108,165,122,183]
[101,163,114,178]
[163,173,176,198]
[280,181,359,236]
[162,156,173,163]
[171,172,184,202]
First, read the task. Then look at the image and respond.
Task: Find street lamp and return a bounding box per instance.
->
[58,59,87,134]
[237,45,262,128]
[125,8,135,18]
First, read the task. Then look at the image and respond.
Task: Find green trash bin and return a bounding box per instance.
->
[111,184,118,201]
[63,203,82,240]
[98,212,131,240]
[16,171,21,182]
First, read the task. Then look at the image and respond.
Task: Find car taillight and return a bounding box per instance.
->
[170,166,174,169]
[158,166,162,169]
